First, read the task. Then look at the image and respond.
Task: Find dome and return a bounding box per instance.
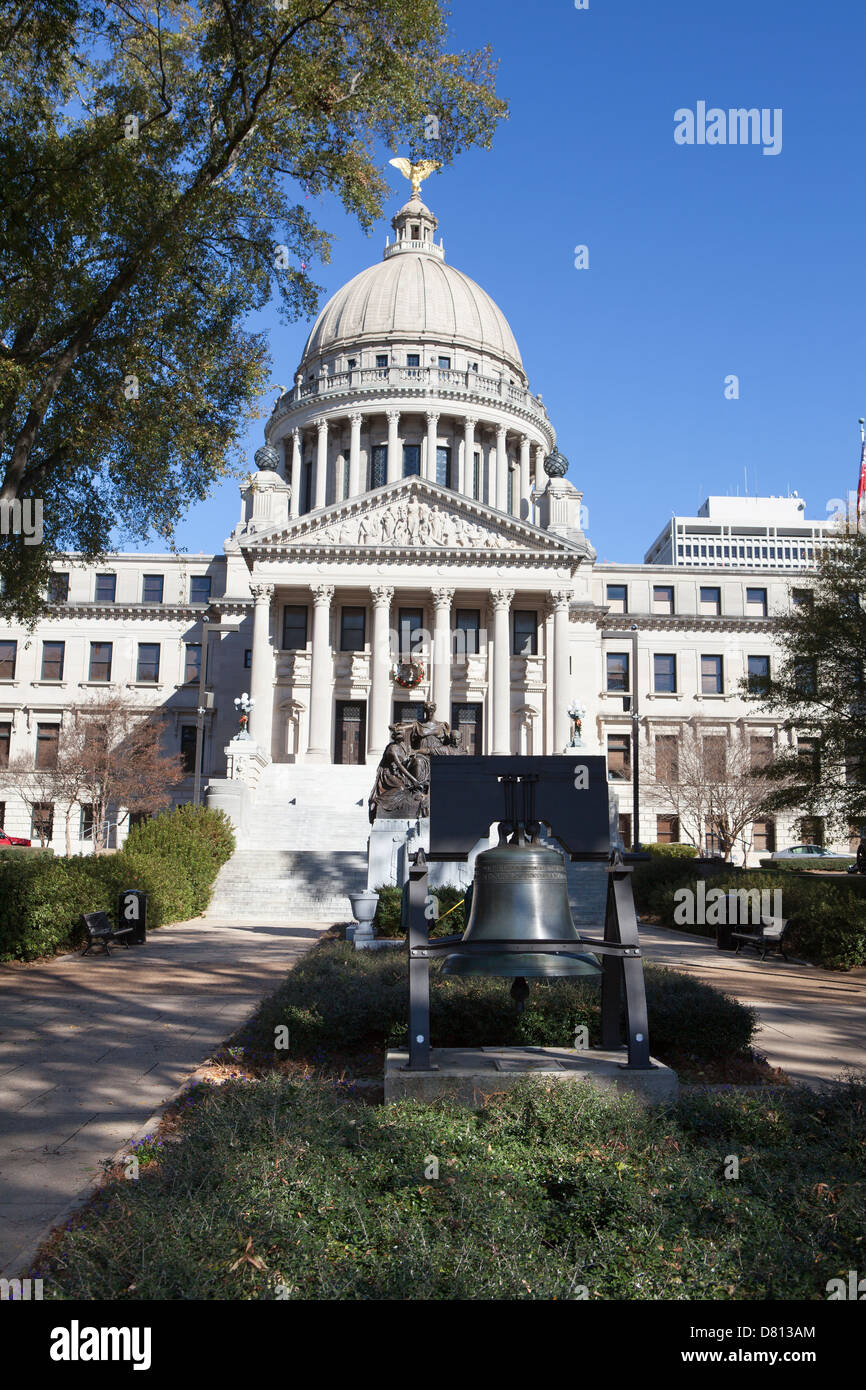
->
[297,201,526,382]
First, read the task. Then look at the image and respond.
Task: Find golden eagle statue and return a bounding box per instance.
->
[388,157,441,198]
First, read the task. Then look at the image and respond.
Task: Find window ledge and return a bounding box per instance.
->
[32,680,66,687]
[0,679,19,686]
[646,692,682,700]
[696,692,727,700]
[127,681,164,688]
[79,680,115,687]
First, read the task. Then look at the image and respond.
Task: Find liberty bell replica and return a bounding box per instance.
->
[440,774,602,1008]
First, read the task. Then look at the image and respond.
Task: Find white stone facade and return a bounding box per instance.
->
[0,191,841,864]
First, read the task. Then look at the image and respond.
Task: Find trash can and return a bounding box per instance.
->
[715,920,736,951]
[118,889,147,944]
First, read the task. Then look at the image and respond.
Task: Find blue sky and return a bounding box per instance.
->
[166,0,866,565]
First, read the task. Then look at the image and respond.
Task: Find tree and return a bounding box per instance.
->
[0,1,506,619]
[643,721,787,862]
[744,528,866,838]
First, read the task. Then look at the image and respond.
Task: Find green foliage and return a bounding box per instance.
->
[0,1,507,619]
[642,842,698,859]
[758,857,856,872]
[0,806,234,960]
[35,1072,866,1301]
[372,883,466,937]
[242,940,755,1063]
[640,867,866,970]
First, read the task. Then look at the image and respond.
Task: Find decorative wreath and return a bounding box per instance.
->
[392,658,425,688]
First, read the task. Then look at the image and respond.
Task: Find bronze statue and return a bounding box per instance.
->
[368,702,463,822]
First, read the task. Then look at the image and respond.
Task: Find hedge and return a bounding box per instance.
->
[372,883,466,937]
[0,805,235,962]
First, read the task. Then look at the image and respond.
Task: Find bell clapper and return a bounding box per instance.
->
[510,976,530,1013]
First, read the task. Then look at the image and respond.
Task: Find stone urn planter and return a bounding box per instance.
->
[348,889,380,946]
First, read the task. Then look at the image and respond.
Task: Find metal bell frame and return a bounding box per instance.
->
[403,756,654,1073]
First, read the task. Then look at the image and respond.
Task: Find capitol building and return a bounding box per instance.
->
[0,177,844,892]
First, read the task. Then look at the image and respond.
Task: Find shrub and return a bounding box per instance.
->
[372,883,466,938]
[242,939,755,1063]
[0,806,235,961]
[642,842,698,859]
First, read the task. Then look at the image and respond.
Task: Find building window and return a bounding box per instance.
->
[340,607,366,651]
[704,817,726,856]
[180,725,197,775]
[438,355,451,370]
[282,606,308,651]
[747,654,770,692]
[799,815,824,847]
[703,735,726,780]
[302,459,313,512]
[618,813,632,847]
[0,639,17,680]
[655,734,679,783]
[750,735,773,770]
[653,585,674,615]
[142,574,164,604]
[184,644,202,684]
[35,724,59,770]
[435,445,452,488]
[606,583,627,614]
[342,457,351,500]
[32,802,54,842]
[472,450,481,500]
[244,649,252,669]
[347,357,357,370]
[190,575,211,604]
[512,610,538,656]
[371,445,387,490]
[0,801,4,830]
[746,586,768,617]
[41,641,65,680]
[398,608,424,657]
[606,651,629,692]
[699,585,721,616]
[80,804,95,842]
[47,572,69,603]
[794,659,817,696]
[455,609,481,657]
[792,588,813,609]
[507,467,514,514]
[701,654,723,694]
[0,722,10,767]
[653,653,677,693]
[402,443,421,477]
[95,573,116,603]
[656,814,680,844]
[136,643,160,683]
[607,733,631,780]
[797,735,819,775]
[375,354,388,369]
[753,819,776,853]
[88,641,113,682]
[407,353,420,368]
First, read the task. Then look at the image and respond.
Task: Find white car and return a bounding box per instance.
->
[770,844,851,861]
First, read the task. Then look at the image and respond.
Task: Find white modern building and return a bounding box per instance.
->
[0,182,847,885]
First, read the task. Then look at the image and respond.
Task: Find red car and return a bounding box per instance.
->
[0,832,32,847]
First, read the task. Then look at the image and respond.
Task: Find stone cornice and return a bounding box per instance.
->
[46,602,211,622]
[595,614,778,634]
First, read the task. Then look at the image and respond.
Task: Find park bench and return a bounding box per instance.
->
[731,915,791,962]
[80,911,133,957]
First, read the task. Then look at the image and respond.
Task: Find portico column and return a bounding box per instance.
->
[368,585,394,759]
[519,436,531,517]
[386,410,401,483]
[306,583,334,762]
[248,582,275,755]
[463,417,476,498]
[431,588,454,726]
[314,418,328,510]
[534,444,546,493]
[551,589,573,752]
[348,412,363,496]
[425,412,439,482]
[490,588,513,755]
[495,425,508,512]
[289,429,302,517]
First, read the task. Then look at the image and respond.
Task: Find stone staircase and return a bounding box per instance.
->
[243,762,373,851]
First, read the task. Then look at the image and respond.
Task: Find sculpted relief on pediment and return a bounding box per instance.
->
[294,496,525,551]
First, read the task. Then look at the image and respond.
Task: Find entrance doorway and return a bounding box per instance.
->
[335,701,367,764]
[451,703,483,754]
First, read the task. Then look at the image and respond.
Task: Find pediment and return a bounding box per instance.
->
[240,476,587,560]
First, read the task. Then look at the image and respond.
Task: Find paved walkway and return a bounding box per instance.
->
[0,919,325,1275]
[638,923,866,1087]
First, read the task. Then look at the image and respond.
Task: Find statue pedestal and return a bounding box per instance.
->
[367,817,495,891]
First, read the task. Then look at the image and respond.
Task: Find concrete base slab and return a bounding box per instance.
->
[384,1046,678,1107]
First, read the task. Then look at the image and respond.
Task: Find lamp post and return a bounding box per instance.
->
[192,618,241,808]
[602,626,641,852]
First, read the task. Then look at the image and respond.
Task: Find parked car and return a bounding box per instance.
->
[770,844,851,861]
[0,832,32,847]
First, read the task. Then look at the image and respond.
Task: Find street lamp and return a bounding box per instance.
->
[601,625,641,852]
[192,617,242,808]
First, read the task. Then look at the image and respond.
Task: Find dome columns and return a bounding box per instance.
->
[314,418,329,510]
[386,410,402,484]
[424,412,440,482]
[348,413,364,495]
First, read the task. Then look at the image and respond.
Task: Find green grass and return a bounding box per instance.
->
[35,1073,866,1301]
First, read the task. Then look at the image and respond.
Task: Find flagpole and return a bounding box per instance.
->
[859,419,866,535]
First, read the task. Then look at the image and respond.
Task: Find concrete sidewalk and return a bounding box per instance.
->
[638,923,866,1086]
[0,919,325,1274]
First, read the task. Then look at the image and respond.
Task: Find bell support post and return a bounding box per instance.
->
[600,861,652,1070]
[405,848,436,1071]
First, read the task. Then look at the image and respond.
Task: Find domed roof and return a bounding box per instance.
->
[298,198,525,381]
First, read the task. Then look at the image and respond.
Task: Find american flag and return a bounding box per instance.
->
[858,420,866,529]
